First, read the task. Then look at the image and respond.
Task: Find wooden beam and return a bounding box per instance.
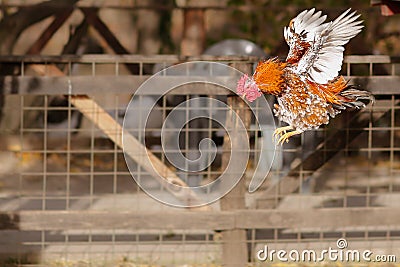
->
[0,0,79,54]
[0,54,259,63]
[26,8,74,55]
[69,95,208,208]
[236,207,400,230]
[344,55,400,63]
[1,75,399,95]
[61,18,89,55]
[0,75,234,95]
[2,54,398,65]
[2,207,399,231]
[57,18,89,72]
[349,76,400,93]
[80,7,140,74]
[81,8,129,54]
[181,8,205,56]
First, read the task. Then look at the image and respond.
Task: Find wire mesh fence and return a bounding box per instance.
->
[0,55,399,266]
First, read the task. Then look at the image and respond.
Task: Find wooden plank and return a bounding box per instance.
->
[349,76,400,93]
[1,75,399,95]
[0,75,234,95]
[15,210,235,231]
[236,208,400,230]
[0,54,182,63]
[344,55,392,63]
[2,54,398,64]
[2,207,399,231]
[344,55,400,64]
[0,53,256,63]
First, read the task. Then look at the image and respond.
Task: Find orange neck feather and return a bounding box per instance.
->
[253,59,286,96]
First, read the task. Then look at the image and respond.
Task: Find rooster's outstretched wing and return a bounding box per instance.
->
[284,8,363,84]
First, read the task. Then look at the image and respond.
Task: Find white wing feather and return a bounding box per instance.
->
[307,9,363,83]
[287,9,363,84]
[291,8,327,41]
[284,8,327,47]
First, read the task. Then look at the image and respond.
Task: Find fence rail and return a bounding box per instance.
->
[1,207,399,231]
[0,55,399,95]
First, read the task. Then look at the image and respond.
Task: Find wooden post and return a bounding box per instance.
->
[220,96,251,266]
[180,8,205,56]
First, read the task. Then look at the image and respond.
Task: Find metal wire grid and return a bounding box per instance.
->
[2,93,230,264]
[13,94,266,205]
[0,55,399,265]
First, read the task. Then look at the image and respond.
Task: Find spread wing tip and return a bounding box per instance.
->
[287,8,364,84]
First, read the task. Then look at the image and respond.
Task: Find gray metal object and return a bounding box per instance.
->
[203,39,267,57]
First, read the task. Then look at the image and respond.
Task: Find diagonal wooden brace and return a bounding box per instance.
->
[29,64,210,209]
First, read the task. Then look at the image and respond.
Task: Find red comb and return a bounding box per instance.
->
[245,83,262,102]
[236,74,248,95]
[236,74,262,102]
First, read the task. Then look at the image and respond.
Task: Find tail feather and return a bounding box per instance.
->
[336,85,374,109]
[328,85,374,118]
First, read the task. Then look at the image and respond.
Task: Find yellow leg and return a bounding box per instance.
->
[277,130,302,145]
[273,126,293,141]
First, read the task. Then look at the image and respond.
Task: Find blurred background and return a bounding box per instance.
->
[0,0,399,57]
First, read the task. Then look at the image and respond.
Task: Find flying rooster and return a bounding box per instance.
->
[237,8,373,145]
